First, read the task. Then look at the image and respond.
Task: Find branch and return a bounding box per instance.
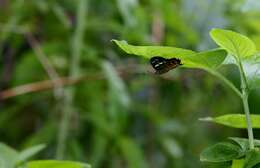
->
[0,65,180,100]
[25,33,64,99]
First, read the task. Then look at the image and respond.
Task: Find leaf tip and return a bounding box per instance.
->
[210,28,218,32]
[111,39,128,44]
[111,39,120,45]
[199,117,213,122]
[209,28,221,38]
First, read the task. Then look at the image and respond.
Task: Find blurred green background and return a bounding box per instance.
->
[0,0,260,168]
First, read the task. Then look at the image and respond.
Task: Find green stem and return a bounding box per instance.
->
[56,0,88,159]
[206,63,254,149]
[237,58,254,149]
[242,92,254,149]
[205,68,242,99]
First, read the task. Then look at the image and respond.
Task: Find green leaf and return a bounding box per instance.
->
[242,52,260,89]
[200,142,243,162]
[183,49,227,69]
[229,137,260,152]
[0,143,18,168]
[210,28,256,58]
[232,159,244,168]
[112,40,227,69]
[200,114,260,128]
[17,144,46,163]
[27,160,91,168]
[244,150,260,168]
[112,40,195,59]
[223,52,260,89]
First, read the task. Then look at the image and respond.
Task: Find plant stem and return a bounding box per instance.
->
[56,0,88,159]
[237,58,254,149]
[205,68,242,99]
[207,61,254,149]
[242,92,254,149]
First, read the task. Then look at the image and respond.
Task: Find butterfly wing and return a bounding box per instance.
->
[150,57,183,74]
[150,56,168,71]
[167,58,182,68]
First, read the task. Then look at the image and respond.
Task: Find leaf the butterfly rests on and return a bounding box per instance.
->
[150,56,183,74]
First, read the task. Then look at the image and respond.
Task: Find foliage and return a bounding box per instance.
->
[200,114,260,128]
[113,27,260,167]
[0,143,45,168]
[1,1,260,168]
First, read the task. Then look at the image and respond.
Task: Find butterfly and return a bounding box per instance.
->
[150,56,183,74]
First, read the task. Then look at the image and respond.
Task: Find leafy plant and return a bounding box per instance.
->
[0,143,90,168]
[0,143,45,168]
[113,28,260,168]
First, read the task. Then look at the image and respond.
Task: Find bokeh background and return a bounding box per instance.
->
[0,0,260,168]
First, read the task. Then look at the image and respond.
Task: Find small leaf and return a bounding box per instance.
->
[200,142,243,162]
[229,137,260,152]
[17,144,46,163]
[200,114,260,128]
[27,160,91,168]
[210,28,256,58]
[0,143,18,168]
[244,150,260,168]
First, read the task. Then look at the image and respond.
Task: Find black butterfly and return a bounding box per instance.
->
[150,56,183,74]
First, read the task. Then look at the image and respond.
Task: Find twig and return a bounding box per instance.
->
[0,22,65,100]
[0,76,87,100]
[0,65,179,100]
[25,33,64,99]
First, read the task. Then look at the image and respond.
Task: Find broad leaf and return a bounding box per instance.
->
[112,40,195,59]
[200,114,260,128]
[112,40,227,70]
[244,150,260,168]
[200,142,243,162]
[27,160,91,168]
[210,29,256,58]
[183,49,227,69]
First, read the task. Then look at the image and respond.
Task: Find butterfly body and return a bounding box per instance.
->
[150,56,182,74]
